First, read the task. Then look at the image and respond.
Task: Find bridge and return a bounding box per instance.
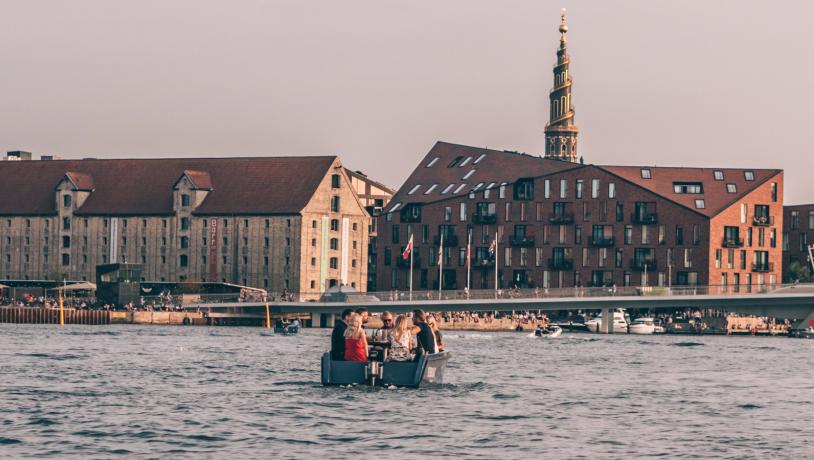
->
[190,284,814,331]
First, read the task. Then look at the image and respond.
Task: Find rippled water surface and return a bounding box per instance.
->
[1,324,812,459]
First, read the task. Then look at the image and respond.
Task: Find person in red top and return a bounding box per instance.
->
[344,313,368,362]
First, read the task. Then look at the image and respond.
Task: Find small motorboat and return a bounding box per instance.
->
[534,325,563,338]
[274,319,300,335]
[628,317,657,335]
[321,351,451,388]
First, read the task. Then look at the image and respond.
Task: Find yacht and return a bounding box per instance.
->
[584,309,629,333]
[628,317,656,335]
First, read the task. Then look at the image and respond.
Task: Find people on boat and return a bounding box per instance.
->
[373,311,394,342]
[344,313,369,362]
[331,308,354,360]
[355,307,369,326]
[426,314,444,352]
[411,309,438,354]
[387,314,416,362]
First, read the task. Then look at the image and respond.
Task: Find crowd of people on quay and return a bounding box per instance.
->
[330,308,445,363]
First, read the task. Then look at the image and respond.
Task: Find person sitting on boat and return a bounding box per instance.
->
[372,311,395,343]
[426,314,444,352]
[331,309,354,361]
[387,315,416,362]
[410,309,438,355]
[355,307,369,326]
[344,313,369,363]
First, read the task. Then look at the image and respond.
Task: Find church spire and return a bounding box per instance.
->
[544,9,580,162]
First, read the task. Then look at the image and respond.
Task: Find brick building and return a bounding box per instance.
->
[782,204,814,279]
[0,155,382,300]
[375,14,784,292]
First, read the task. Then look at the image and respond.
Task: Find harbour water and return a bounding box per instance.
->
[1,324,812,459]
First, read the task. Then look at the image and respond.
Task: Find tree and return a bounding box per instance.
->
[784,260,813,283]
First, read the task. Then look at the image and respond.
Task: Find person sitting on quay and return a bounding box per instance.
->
[343,313,368,362]
[330,309,354,361]
[410,309,438,355]
[387,315,416,362]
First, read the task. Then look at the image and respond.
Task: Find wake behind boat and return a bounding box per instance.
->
[534,325,563,338]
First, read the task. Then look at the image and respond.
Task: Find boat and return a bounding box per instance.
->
[321,351,451,388]
[534,325,563,338]
[274,319,300,335]
[584,309,629,333]
[628,317,656,335]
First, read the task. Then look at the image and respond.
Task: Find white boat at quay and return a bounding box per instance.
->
[584,309,629,333]
[628,317,657,335]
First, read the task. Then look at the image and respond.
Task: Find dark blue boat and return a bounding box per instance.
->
[321,351,451,388]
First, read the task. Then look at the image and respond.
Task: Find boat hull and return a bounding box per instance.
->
[535,326,563,338]
[321,351,451,388]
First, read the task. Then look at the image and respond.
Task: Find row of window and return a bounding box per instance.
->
[788,211,814,230]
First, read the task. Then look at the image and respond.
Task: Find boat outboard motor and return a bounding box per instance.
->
[365,360,384,386]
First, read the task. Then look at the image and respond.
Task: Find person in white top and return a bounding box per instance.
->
[387,315,416,362]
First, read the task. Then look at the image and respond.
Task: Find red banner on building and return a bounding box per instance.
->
[208,218,218,281]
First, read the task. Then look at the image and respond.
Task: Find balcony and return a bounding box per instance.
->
[548,258,574,270]
[473,257,495,268]
[722,237,744,248]
[396,254,420,268]
[752,215,774,227]
[590,236,615,247]
[549,212,575,225]
[632,212,658,225]
[631,258,657,271]
[434,234,459,247]
[472,213,497,224]
[510,236,535,247]
[752,262,774,273]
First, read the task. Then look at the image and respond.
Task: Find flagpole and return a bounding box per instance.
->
[409,237,414,301]
[466,230,471,299]
[438,233,444,300]
[494,231,499,299]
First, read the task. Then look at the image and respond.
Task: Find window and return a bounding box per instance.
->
[462,169,475,180]
[458,157,472,167]
[640,169,652,179]
[513,179,534,200]
[330,219,339,231]
[62,254,70,266]
[591,179,600,199]
[790,211,799,229]
[62,236,70,248]
[694,199,705,209]
[608,182,616,199]
[559,179,567,199]
[181,194,190,206]
[180,236,189,249]
[391,225,400,244]
[384,247,392,266]
[744,171,755,181]
[673,182,703,194]
[575,180,583,199]
[407,184,421,195]
[544,180,551,199]
[63,194,72,207]
[331,174,341,188]
[62,217,71,230]
[624,225,633,245]
[474,153,487,164]
[499,184,506,199]
[447,156,463,168]
[441,183,455,194]
[726,184,737,194]
[426,157,440,167]
[459,203,467,221]
[713,170,724,181]
[809,211,814,230]
[331,196,340,212]
[330,238,339,250]
[424,184,438,194]
[771,182,777,202]
[180,255,188,267]
[453,183,467,194]
[181,217,190,230]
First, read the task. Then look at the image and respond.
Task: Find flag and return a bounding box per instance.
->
[466,241,471,268]
[402,234,414,261]
[488,239,496,255]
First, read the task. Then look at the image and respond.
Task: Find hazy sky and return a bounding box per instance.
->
[2,1,813,203]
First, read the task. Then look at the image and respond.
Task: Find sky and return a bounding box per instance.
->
[1,0,813,203]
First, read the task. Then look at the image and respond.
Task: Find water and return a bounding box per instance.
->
[1,325,812,459]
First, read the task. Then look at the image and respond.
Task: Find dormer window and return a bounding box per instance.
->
[726,184,737,194]
[713,170,724,181]
[63,195,72,208]
[458,157,472,167]
[640,169,652,179]
[447,156,463,168]
[181,194,190,207]
[473,153,487,164]
[673,182,703,194]
[744,171,755,181]
[407,184,421,195]
[425,157,440,167]
[462,169,475,180]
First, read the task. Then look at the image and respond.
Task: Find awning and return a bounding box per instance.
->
[0,283,8,289]
[54,282,98,292]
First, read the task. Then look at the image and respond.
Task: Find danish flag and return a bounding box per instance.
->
[402,234,414,261]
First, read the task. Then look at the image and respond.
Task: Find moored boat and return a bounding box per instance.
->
[584,309,629,333]
[628,317,657,335]
[321,351,451,388]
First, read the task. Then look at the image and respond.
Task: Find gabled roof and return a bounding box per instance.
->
[386,141,579,211]
[0,156,338,216]
[62,172,95,191]
[174,170,213,191]
[601,165,782,217]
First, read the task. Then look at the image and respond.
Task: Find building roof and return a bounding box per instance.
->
[388,141,783,218]
[0,156,338,216]
[386,141,579,212]
[602,165,782,217]
[63,172,95,191]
